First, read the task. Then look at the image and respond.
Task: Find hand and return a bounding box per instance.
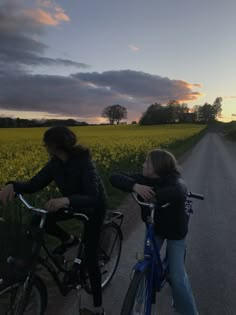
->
[133,184,155,201]
[44,197,70,212]
[0,184,15,206]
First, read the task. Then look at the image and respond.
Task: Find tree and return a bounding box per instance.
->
[195,98,223,123]
[139,101,191,125]
[102,104,127,124]
[212,97,222,118]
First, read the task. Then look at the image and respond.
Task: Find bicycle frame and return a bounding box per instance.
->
[14,193,90,296]
[11,194,124,296]
[131,196,169,315]
[127,192,204,315]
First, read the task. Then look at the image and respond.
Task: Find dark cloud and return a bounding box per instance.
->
[73,70,202,103]
[0,70,202,119]
[0,1,89,75]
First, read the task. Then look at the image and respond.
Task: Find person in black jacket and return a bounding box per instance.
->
[0,126,106,315]
[110,149,199,315]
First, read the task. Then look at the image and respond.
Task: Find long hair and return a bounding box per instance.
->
[148,149,180,177]
[43,126,90,157]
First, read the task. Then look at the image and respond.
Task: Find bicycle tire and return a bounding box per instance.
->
[84,222,122,293]
[0,275,47,315]
[121,269,157,315]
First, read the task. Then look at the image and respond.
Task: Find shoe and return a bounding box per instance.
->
[52,235,79,255]
[79,308,105,315]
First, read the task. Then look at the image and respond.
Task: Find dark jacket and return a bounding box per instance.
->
[110,172,188,240]
[10,152,107,215]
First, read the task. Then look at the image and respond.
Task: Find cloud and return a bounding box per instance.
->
[0,70,203,119]
[24,8,69,26]
[72,70,202,103]
[128,44,140,52]
[224,96,236,99]
[0,1,89,74]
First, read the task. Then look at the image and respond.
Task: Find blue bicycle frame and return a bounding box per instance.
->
[129,191,201,315]
[131,193,170,315]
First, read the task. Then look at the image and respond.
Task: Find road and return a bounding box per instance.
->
[47,132,236,315]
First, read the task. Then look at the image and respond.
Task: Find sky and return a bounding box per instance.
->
[0,0,235,123]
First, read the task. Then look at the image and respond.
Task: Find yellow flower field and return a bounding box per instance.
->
[0,124,206,185]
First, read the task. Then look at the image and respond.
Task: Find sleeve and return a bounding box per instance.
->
[68,157,105,209]
[109,172,144,192]
[8,161,53,194]
[156,181,187,204]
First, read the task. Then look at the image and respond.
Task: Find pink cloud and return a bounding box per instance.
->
[128,44,140,52]
[224,96,236,99]
[24,1,70,26]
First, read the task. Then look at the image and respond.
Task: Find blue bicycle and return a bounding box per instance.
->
[121,191,204,315]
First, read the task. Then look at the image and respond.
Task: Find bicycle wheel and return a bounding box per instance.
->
[99,222,122,288]
[84,222,122,293]
[0,276,47,315]
[121,269,157,315]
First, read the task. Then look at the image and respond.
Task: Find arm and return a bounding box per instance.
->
[110,172,144,192]
[68,157,105,209]
[9,160,53,194]
[110,172,155,200]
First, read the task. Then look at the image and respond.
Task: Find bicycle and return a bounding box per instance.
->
[121,191,204,315]
[0,193,124,315]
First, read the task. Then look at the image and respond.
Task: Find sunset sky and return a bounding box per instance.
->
[0,0,235,123]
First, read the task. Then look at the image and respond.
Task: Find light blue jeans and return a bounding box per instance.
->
[155,236,199,315]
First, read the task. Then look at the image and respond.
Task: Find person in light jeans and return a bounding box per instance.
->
[110,148,199,315]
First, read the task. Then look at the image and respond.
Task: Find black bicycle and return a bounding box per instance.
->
[0,193,123,315]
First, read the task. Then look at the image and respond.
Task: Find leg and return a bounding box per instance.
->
[83,213,104,309]
[167,239,199,315]
[31,210,72,242]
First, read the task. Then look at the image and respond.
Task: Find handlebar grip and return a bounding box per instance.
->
[188,192,204,200]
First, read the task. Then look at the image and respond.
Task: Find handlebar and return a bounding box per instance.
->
[188,192,204,200]
[132,191,204,208]
[16,193,89,221]
[132,192,170,209]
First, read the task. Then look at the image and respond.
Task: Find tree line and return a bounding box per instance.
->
[0,97,222,127]
[0,117,88,128]
[102,97,223,125]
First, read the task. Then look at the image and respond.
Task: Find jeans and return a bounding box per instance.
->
[155,236,199,315]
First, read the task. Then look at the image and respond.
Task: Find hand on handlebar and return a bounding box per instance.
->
[133,184,155,201]
[0,184,15,206]
[44,197,70,212]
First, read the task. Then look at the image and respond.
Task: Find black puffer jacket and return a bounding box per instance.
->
[10,152,107,215]
[110,172,188,240]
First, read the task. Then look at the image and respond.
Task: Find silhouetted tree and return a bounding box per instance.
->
[102,104,128,124]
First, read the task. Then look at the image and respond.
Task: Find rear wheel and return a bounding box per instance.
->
[99,222,122,288]
[121,269,157,315]
[0,276,47,315]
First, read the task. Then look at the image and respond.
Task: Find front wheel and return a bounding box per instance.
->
[0,275,47,315]
[121,269,157,315]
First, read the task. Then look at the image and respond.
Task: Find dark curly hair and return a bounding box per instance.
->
[43,126,89,157]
